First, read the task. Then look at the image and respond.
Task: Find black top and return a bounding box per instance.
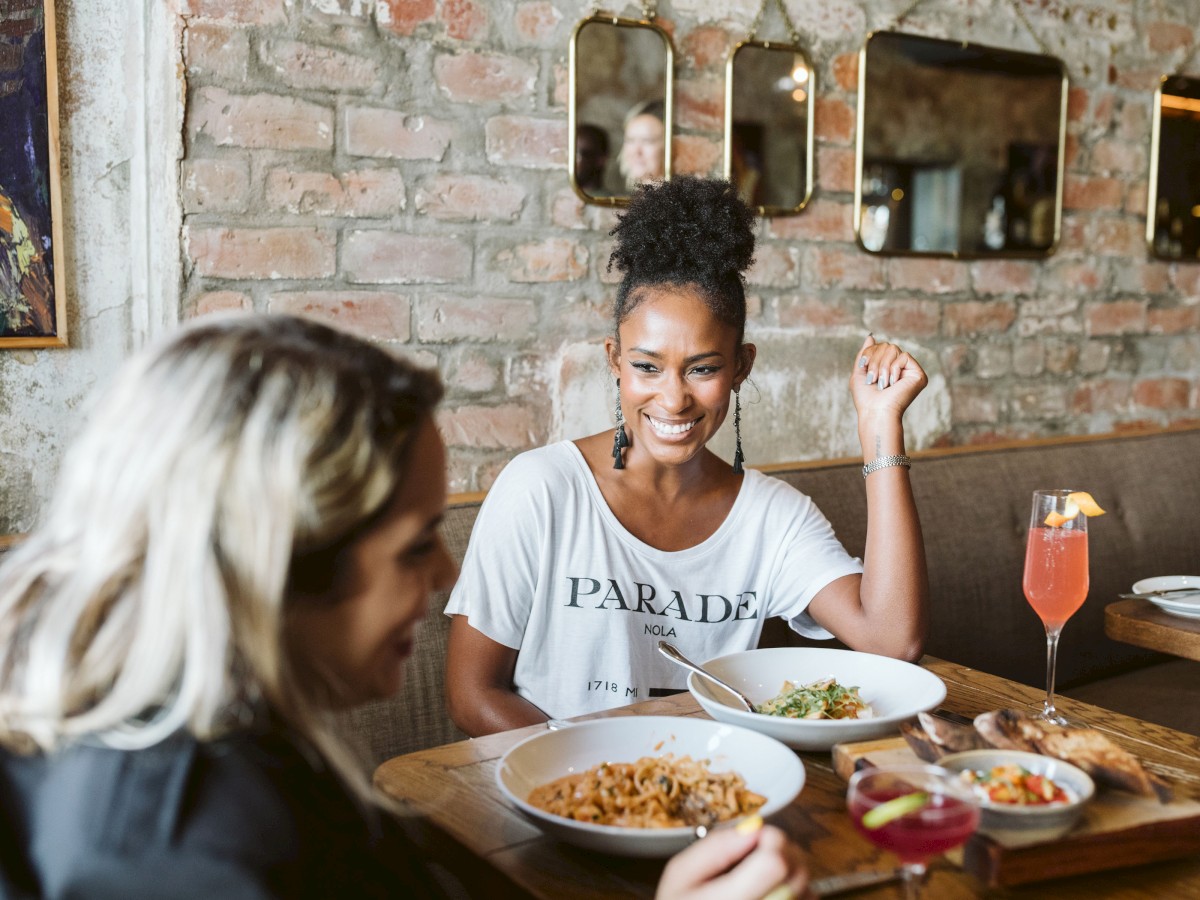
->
[0,724,525,899]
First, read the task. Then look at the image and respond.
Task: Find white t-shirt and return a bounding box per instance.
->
[444,442,863,719]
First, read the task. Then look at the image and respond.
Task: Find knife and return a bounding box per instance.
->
[810,867,904,896]
[1119,589,1200,600]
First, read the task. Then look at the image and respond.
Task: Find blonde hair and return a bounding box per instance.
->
[0,314,442,799]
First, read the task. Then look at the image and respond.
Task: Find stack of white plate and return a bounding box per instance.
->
[1132,576,1200,619]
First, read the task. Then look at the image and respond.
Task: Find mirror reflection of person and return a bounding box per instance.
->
[619,99,666,189]
[730,123,765,207]
[1005,144,1055,249]
[574,123,610,193]
[982,183,1007,251]
[0,313,809,900]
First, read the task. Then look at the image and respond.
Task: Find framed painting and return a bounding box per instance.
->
[1,0,66,347]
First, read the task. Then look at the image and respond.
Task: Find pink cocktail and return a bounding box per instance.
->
[1024,489,1092,724]
[1024,527,1088,628]
[847,765,980,899]
[849,789,978,863]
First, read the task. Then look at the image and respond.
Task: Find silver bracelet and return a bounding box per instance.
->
[862,454,911,477]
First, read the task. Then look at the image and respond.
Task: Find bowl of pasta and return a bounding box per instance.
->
[495,715,805,857]
[687,647,946,751]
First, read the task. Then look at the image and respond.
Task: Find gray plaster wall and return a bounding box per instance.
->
[0,0,181,534]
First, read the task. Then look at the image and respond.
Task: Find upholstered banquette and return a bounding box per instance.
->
[335,425,1200,765]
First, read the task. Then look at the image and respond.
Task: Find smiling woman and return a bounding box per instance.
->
[445,177,932,738]
[287,419,456,709]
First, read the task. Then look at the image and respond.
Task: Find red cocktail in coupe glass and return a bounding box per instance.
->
[847,765,980,899]
[1024,489,1092,725]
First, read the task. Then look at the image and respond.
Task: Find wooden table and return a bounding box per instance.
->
[374,658,1200,898]
[1106,598,1200,662]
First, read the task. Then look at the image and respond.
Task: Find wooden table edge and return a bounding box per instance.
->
[1105,598,1200,662]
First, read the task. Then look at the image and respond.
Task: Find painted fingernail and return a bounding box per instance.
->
[859,356,868,368]
[878,377,887,390]
[735,814,763,834]
[866,372,876,385]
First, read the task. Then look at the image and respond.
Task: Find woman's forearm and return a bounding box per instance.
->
[446,616,550,736]
[449,687,548,737]
[857,413,929,660]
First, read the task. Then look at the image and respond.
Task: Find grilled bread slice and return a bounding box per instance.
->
[972,708,1058,752]
[971,709,1172,802]
[1036,728,1173,803]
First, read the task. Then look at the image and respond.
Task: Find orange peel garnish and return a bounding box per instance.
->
[1043,491,1105,526]
[1067,492,1105,517]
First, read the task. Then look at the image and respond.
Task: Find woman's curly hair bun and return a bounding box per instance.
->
[608,177,757,337]
[609,176,755,283]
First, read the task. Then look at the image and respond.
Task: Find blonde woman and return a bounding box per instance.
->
[0,315,807,899]
[619,99,667,189]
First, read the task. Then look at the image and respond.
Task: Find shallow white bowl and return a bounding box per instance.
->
[687,647,946,751]
[495,716,804,857]
[938,749,1094,844]
[1132,575,1200,618]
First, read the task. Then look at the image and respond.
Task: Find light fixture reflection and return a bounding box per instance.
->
[1162,94,1200,115]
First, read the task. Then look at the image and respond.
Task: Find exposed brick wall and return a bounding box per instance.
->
[180,1,1200,492]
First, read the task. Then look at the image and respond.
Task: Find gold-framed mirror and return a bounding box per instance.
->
[1147,75,1200,261]
[568,14,674,207]
[724,40,814,216]
[855,31,1068,258]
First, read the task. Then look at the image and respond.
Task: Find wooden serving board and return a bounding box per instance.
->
[832,735,1200,888]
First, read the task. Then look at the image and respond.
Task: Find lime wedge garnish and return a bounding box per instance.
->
[861,791,929,829]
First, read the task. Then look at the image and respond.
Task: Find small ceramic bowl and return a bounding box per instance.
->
[937,749,1094,844]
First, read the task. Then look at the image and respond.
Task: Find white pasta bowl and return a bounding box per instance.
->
[937,749,1095,844]
[495,715,805,857]
[688,647,946,751]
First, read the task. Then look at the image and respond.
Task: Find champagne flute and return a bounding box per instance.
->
[1023,489,1089,726]
[847,765,980,899]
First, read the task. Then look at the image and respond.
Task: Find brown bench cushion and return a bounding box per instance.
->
[1062,658,1200,736]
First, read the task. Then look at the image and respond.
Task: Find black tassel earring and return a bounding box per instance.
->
[732,388,744,474]
[612,379,629,470]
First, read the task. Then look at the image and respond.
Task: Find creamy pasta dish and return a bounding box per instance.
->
[526,753,765,828]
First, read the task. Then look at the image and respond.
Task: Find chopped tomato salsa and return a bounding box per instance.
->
[960,764,1070,805]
